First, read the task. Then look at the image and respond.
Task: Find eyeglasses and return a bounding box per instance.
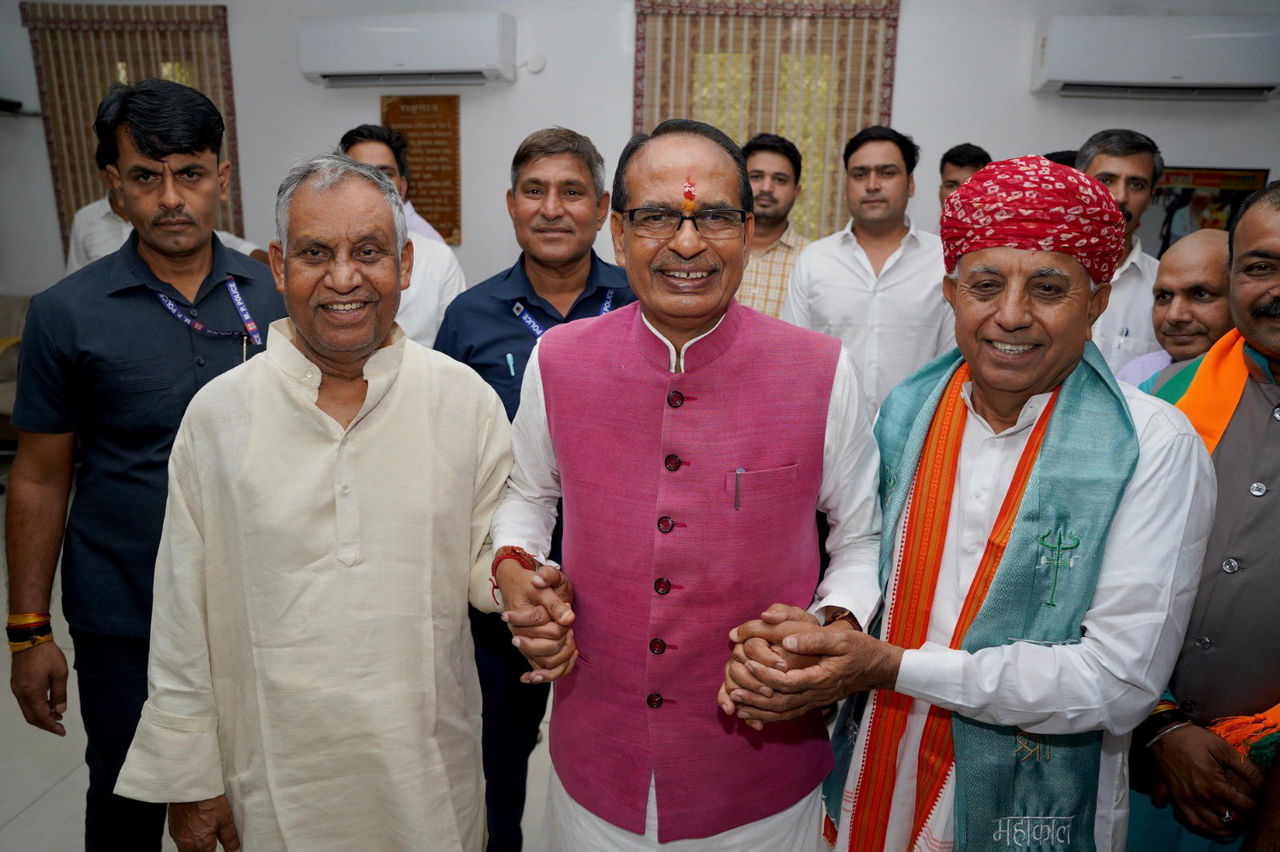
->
[622,207,749,240]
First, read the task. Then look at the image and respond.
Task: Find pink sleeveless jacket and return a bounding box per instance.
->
[538,300,841,841]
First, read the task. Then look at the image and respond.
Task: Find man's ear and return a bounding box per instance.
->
[907,173,915,199]
[595,192,611,231]
[399,237,415,291]
[1086,282,1112,333]
[609,212,626,267]
[106,164,122,192]
[218,160,232,203]
[269,241,286,295]
[506,189,517,223]
[942,272,957,309]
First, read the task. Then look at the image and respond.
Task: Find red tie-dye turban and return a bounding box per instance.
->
[939,155,1126,286]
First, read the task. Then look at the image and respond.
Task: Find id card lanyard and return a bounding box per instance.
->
[156,275,263,361]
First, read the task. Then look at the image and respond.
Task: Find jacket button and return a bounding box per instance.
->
[1250,482,1268,497]
[1222,557,1240,574]
[1179,699,1197,715]
[1273,406,1280,422]
[649,638,666,655]
[666,390,684,408]
[654,578,671,594]
[664,454,682,472]
[1193,636,1213,650]
[646,693,664,709]
[657,516,674,533]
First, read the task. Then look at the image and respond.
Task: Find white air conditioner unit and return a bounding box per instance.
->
[1032,15,1280,101]
[299,12,516,87]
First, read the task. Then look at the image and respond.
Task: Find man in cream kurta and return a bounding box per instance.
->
[115,155,511,851]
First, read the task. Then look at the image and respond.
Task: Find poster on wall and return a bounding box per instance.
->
[381,95,462,245]
[1138,166,1270,258]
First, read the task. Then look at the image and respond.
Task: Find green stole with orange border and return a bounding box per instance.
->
[830,343,1138,850]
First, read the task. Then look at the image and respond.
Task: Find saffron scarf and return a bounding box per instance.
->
[827,343,1139,850]
[1154,329,1250,455]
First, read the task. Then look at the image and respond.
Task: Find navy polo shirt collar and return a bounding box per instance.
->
[488,250,629,308]
[109,231,260,303]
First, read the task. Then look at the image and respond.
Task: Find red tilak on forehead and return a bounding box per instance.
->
[682,176,696,212]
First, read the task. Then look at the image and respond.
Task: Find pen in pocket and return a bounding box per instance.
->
[735,467,744,510]
[506,353,515,376]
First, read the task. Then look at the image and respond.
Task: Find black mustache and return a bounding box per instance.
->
[1250,299,1280,319]
[1119,206,1133,223]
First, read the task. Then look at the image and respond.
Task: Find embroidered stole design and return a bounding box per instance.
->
[1155,329,1249,455]
[846,365,1061,850]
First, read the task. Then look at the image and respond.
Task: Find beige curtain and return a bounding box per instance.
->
[20,3,243,251]
[635,0,900,239]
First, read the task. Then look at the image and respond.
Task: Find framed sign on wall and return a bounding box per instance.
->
[381,94,462,245]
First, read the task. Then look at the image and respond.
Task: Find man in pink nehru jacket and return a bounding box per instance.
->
[490,118,883,850]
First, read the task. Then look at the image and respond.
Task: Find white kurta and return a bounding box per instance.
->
[1091,239,1160,371]
[115,319,512,852]
[835,381,1216,851]
[780,219,955,410]
[397,230,468,349]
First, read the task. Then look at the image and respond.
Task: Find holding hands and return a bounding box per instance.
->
[719,604,903,730]
[494,553,579,683]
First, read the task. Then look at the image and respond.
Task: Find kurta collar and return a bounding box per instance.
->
[632,300,740,373]
[960,381,1055,438]
[265,318,407,393]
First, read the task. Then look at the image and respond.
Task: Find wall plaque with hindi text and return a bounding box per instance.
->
[381,95,461,245]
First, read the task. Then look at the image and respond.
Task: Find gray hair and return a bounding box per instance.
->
[1075,129,1164,186]
[510,127,607,198]
[275,152,407,252]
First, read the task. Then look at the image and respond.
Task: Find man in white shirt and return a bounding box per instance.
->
[1077,129,1164,370]
[781,125,953,409]
[725,156,1214,851]
[340,124,466,346]
[114,154,511,852]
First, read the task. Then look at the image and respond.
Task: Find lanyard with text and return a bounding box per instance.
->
[510,287,615,339]
[156,275,263,360]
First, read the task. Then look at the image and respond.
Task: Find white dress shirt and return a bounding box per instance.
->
[65,195,262,273]
[835,379,1215,851]
[1092,239,1160,371]
[397,230,468,348]
[780,219,954,409]
[115,320,512,851]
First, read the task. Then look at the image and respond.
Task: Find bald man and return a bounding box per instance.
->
[1115,229,1233,387]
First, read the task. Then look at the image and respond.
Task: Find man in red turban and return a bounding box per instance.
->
[722,155,1214,851]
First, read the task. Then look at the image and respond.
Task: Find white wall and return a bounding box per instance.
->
[894,0,1280,234]
[2,0,1278,297]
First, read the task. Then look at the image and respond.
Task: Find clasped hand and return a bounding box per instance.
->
[718,604,902,731]
[494,558,579,683]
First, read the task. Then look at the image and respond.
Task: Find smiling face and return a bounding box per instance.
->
[845,140,913,227]
[269,176,411,368]
[1229,202,1280,371]
[747,150,800,226]
[944,247,1110,416]
[108,127,229,260]
[610,133,753,343]
[507,152,609,268]
[1151,229,1232,361]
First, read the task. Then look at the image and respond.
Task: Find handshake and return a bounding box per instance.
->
[493,556,903,718]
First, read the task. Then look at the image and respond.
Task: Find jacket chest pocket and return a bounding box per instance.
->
[723,462,800,510]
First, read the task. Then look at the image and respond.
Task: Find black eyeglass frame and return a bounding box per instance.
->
[620,206,750,239]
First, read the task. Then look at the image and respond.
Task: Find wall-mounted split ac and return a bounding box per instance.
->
[1032,15,1280,101]
[299,11,516,87]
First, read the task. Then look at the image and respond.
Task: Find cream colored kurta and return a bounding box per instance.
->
[115,319,511,852]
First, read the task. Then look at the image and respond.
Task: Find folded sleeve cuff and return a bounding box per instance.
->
[114,702,224,803]
[893,643,966,705]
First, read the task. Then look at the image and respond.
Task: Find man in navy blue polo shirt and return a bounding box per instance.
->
[6,79,284,850]
[434,126,633,850]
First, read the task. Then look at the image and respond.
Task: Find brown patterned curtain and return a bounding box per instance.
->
[634,0,900,239]
[20,3,243,252]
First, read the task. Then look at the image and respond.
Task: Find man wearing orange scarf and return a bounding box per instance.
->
[723,157,1216,850]
[1127,181,1280,850]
